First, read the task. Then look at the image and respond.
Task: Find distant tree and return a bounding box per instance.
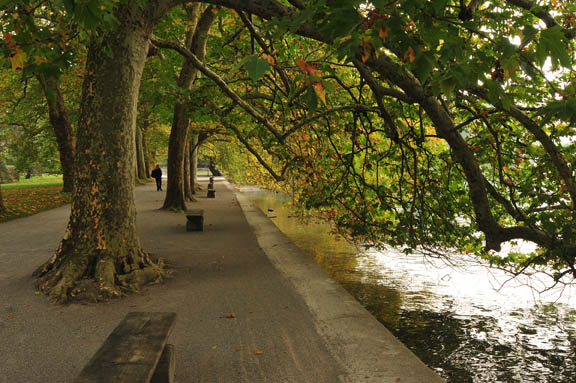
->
[0,158,6,216]
[36,75,76,192]
[162,4,216,211]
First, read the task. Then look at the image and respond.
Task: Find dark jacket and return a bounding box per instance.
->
[151,168,162,179]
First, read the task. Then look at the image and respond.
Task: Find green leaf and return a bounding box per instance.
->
[412,51,435,82]
[302,86,318,112]
[539,27,571,69]
[242,55,270,83]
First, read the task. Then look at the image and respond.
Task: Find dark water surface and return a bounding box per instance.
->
[241,188,576,383]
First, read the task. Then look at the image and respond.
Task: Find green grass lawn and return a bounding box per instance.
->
[1,175,64,189]
[0,175,69,222]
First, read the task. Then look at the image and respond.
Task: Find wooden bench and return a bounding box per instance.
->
[186,209,204,231]
[75,312,177,383]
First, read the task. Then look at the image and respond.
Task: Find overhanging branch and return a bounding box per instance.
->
[150,35,285,142]
[225,124,284,181]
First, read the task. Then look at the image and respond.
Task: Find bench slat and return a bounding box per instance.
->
[75,312,177,383]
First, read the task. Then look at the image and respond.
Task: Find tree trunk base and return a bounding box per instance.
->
[161,199,188,212]
[33,246,167,303]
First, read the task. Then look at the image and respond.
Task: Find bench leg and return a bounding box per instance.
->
[151,344,175,383]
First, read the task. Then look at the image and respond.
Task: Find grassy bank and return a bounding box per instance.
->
[1,175,64,189]
[1,176,68,222]
[0,176,154,222]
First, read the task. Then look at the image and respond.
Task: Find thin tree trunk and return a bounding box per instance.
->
[162,5,215,211]
[0,163,5,216]
[143,132,151,178]
[190,132,200,192]
[34,4,167,303]
[135,125,147,179]
[37,75,76,193]
[0,158,12,183]
[184,137,195,201]
[209,159,222,176]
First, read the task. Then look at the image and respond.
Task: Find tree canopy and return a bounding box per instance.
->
[1,0,576,301]
[174,0,576,285]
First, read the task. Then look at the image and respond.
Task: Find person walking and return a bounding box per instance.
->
[151,163,163,191]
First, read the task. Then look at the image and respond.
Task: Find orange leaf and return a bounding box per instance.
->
[225,313,236,319]
[379,26,388,40]
[295,60,319,76]
[255,350,264,355]
[403,46,415,63]
[313,82,326,105]
[3,33,15,49]
[361,49,370,63]
[261,53,275,66]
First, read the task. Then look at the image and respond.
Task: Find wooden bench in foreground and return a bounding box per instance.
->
[75,312,177,383]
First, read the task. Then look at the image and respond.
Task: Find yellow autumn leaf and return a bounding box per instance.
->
[337,35,352,45]
[34,55,48,65]
[10,48,26,71]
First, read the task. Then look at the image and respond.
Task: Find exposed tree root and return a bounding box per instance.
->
[34,246,168,304]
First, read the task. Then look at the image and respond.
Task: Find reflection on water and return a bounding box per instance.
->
[242,188,576,383]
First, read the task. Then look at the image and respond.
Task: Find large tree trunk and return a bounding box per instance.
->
[163,102,190,210]
[37,75,76,193]
[135,125,147,179]
[34,4,167,303]
[162,5,215,211]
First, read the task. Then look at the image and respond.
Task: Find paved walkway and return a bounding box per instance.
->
[0,178,443,382]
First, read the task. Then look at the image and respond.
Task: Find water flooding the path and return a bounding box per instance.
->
[241,187,576,383]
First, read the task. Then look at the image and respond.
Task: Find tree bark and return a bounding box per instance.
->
[143,130,151,178]
[135,125,147,179]
[0,158,12,183]
[162,5,215,211]
[0,161,5,216]
[190,132,200,192]
[34,4,169,303]
[209,159,222,176]
[37,75,76,193]
[183,138,195,201]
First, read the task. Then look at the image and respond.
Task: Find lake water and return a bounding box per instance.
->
[241,187,576,383]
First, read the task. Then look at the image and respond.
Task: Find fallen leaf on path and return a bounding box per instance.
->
[225,313,236,319]
[255,350,264,355]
